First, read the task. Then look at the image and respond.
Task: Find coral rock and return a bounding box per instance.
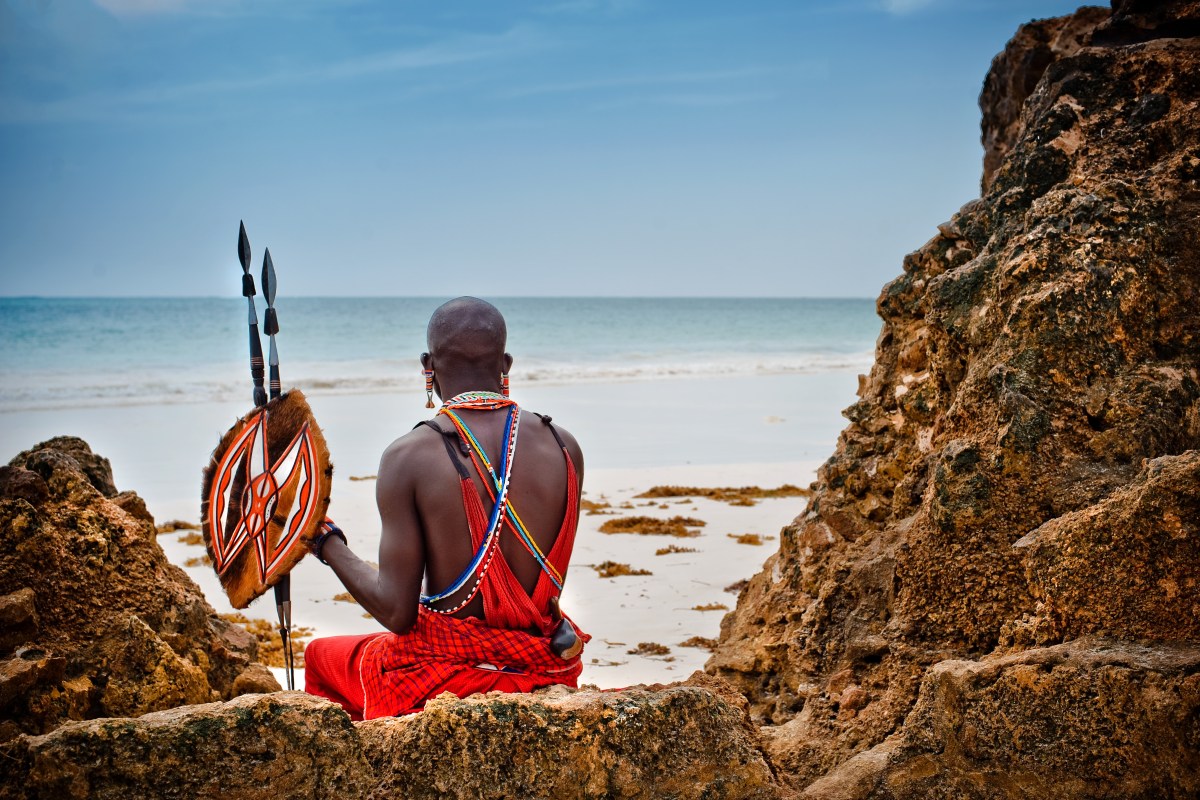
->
[0,692,372,800]
[711,1,1200,793]
[0,439,270,735]
[359,672,781,800]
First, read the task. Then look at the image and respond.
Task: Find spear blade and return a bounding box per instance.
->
[238,220,252,274]
[262,248,277,307]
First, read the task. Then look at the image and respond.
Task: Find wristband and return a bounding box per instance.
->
[313,524,347,565]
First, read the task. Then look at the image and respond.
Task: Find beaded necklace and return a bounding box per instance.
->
[418,393,520,613]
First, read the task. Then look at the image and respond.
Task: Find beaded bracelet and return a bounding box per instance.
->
[312,524,347,565]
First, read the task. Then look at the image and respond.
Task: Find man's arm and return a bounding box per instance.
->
[319,437,426,634]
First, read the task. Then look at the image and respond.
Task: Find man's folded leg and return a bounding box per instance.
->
[303,633,384,721]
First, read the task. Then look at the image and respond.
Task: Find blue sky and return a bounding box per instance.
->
[0,0,1089,298]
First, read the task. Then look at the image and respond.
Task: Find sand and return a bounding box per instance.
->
[2,371,856,689]
[157,459,818,688]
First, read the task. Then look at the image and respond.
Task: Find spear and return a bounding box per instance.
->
[262,248,281,401]
[238,221,268,408]
[260,246,294,690]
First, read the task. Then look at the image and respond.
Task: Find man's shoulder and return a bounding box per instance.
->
[379,421,452,476]
[525,411,583,467]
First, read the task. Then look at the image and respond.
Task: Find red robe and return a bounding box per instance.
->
[305,423,586,719]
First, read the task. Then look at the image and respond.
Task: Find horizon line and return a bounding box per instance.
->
[0,293,879,301]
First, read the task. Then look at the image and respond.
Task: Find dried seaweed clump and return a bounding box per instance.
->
[656,544,698,555]
[156,519,199,533]
[627,642,671,656]
[592,561,652,578]
[598,515,706,537]
[635,484,812,506]
[581,498,612,514]
[727,533,769,546]
[679,636,718,650]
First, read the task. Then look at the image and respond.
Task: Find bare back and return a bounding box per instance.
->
[376,406,584,624]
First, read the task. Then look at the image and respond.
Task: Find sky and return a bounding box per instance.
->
[0,0,1092,298]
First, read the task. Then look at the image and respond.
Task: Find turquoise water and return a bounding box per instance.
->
[0,297,880,412]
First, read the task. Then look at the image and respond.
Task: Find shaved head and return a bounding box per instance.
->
[426,297,508,366]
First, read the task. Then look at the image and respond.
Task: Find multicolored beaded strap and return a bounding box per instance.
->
[440,408,564,591]
[419,401,520,614]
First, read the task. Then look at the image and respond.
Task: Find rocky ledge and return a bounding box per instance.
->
[1,674,781,800]
[710,0,1200,796]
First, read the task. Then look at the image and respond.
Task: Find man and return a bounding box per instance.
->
[303,297,587,719]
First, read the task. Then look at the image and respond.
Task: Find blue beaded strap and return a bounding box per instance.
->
[420,405,518,609]
[441,408,564,591]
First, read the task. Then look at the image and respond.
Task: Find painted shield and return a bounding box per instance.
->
[201,389,332,608]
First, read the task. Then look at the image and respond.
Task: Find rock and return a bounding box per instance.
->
[0,649,64,711]
[0,589,37,652]
[0,439,269,735]
[979,5,1108,192]
[0,677,785,800]
[0,692,373,800]
[806,640,1200,799]
[710,1,1200,793]
[0,467,49,507]
[94,615,213,717]
[230,664,282,695]
[9,437,118,498]
[358,672,781,800]
[1015,450,1200,644]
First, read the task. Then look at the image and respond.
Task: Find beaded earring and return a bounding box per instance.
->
[424,369,435,408]
[500,372,510,398]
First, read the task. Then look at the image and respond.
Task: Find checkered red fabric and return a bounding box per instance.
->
[350,428,587,718]
[359,608,585,717]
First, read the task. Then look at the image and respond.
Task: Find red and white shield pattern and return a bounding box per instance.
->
[206,407,321,583]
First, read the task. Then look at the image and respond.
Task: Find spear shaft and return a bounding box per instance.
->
[260,247,294,689]
[237,222,295,690]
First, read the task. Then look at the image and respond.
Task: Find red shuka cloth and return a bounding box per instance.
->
[305,427,588,718]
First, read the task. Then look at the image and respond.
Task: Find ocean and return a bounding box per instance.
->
[0,297,880,413]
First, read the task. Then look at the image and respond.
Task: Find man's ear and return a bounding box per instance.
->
[503,353,514,373]
[421,352,432,370]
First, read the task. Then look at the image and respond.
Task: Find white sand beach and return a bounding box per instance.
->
[1,371,857,689]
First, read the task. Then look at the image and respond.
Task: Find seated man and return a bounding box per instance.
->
[304,297,588,719]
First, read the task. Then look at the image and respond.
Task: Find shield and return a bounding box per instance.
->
[201,389,332,608]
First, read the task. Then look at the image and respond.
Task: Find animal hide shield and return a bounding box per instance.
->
[201,389,332,609]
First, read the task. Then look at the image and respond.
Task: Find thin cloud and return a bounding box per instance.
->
[538,0,641,15]
[91,0,372,18]
[587,89,775,113]
[1,25,545,124]
[504,67,771,100]
[92,0,221,16]
[878,0,938,15]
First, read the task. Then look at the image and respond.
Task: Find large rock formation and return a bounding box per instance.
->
[710,1,1200,795]
[0,437,279,738]
[0,675,782,799]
